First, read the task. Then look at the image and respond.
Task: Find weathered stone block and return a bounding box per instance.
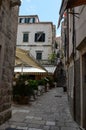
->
[0,0,20,125]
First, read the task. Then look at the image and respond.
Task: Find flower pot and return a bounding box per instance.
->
[17,96,29,104]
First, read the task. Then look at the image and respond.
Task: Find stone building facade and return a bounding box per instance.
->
[58,0,86,129]
[0,0,21,124]
[17,15,56,65]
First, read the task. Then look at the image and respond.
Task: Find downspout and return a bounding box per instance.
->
[72,8,76,121]
[67,9,69,64]
[66,9,69,97]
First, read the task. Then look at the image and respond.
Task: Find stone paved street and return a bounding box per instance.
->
[0,88,81,130]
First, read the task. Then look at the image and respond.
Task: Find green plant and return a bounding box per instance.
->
[48,53,57,63]
[28,80,38,90]
[18,74,29,81]
[38,79,44,85]
[12,75,36,103]
[13,80,34,96]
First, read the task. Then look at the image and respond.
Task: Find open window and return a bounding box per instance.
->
[35,32,45,42]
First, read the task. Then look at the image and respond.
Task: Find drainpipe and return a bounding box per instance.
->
[72,8,76,121]
[67,9,69,63]
[66,9,69,97]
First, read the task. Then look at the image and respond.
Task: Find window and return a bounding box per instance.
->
[25,18,28,23]
[19,18,25,23]
[36,52,42,60]
[19,17,36,24]
[23,33,29,42]
[35,32,45,42]
[33,18,35,23]
[29,18,33,23]
[29,18,35,23]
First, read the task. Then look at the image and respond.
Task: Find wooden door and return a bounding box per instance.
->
[82,53,86,129]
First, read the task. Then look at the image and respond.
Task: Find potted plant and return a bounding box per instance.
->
[38,78,47,93]
[12,74,34,104]
[28,80,38,99]
[46,76,54,89]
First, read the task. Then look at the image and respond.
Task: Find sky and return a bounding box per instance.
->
[19,0,61,36]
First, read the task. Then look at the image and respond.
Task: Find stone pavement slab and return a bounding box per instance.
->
[46,121,55,126]
[28,128,42,130]
[0,88,81,130]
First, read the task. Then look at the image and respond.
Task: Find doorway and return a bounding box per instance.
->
[0,45,2,81]
[82,53,86,129]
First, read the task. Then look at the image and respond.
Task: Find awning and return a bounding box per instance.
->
[14,66,56,75]
[15,48,47,72]
[14,67,46,74]
[15,56,23,66]
[58,0,86,28]
[45,66,56,74]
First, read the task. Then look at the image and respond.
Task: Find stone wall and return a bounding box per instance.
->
[0,0,20,125]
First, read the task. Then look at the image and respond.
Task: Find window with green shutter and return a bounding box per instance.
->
[23,33,29,42]
[36,52,42,60]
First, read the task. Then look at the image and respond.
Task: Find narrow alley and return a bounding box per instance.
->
[0,88,81,130]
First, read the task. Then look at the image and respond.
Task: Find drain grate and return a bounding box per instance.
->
[6,128,23,130]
